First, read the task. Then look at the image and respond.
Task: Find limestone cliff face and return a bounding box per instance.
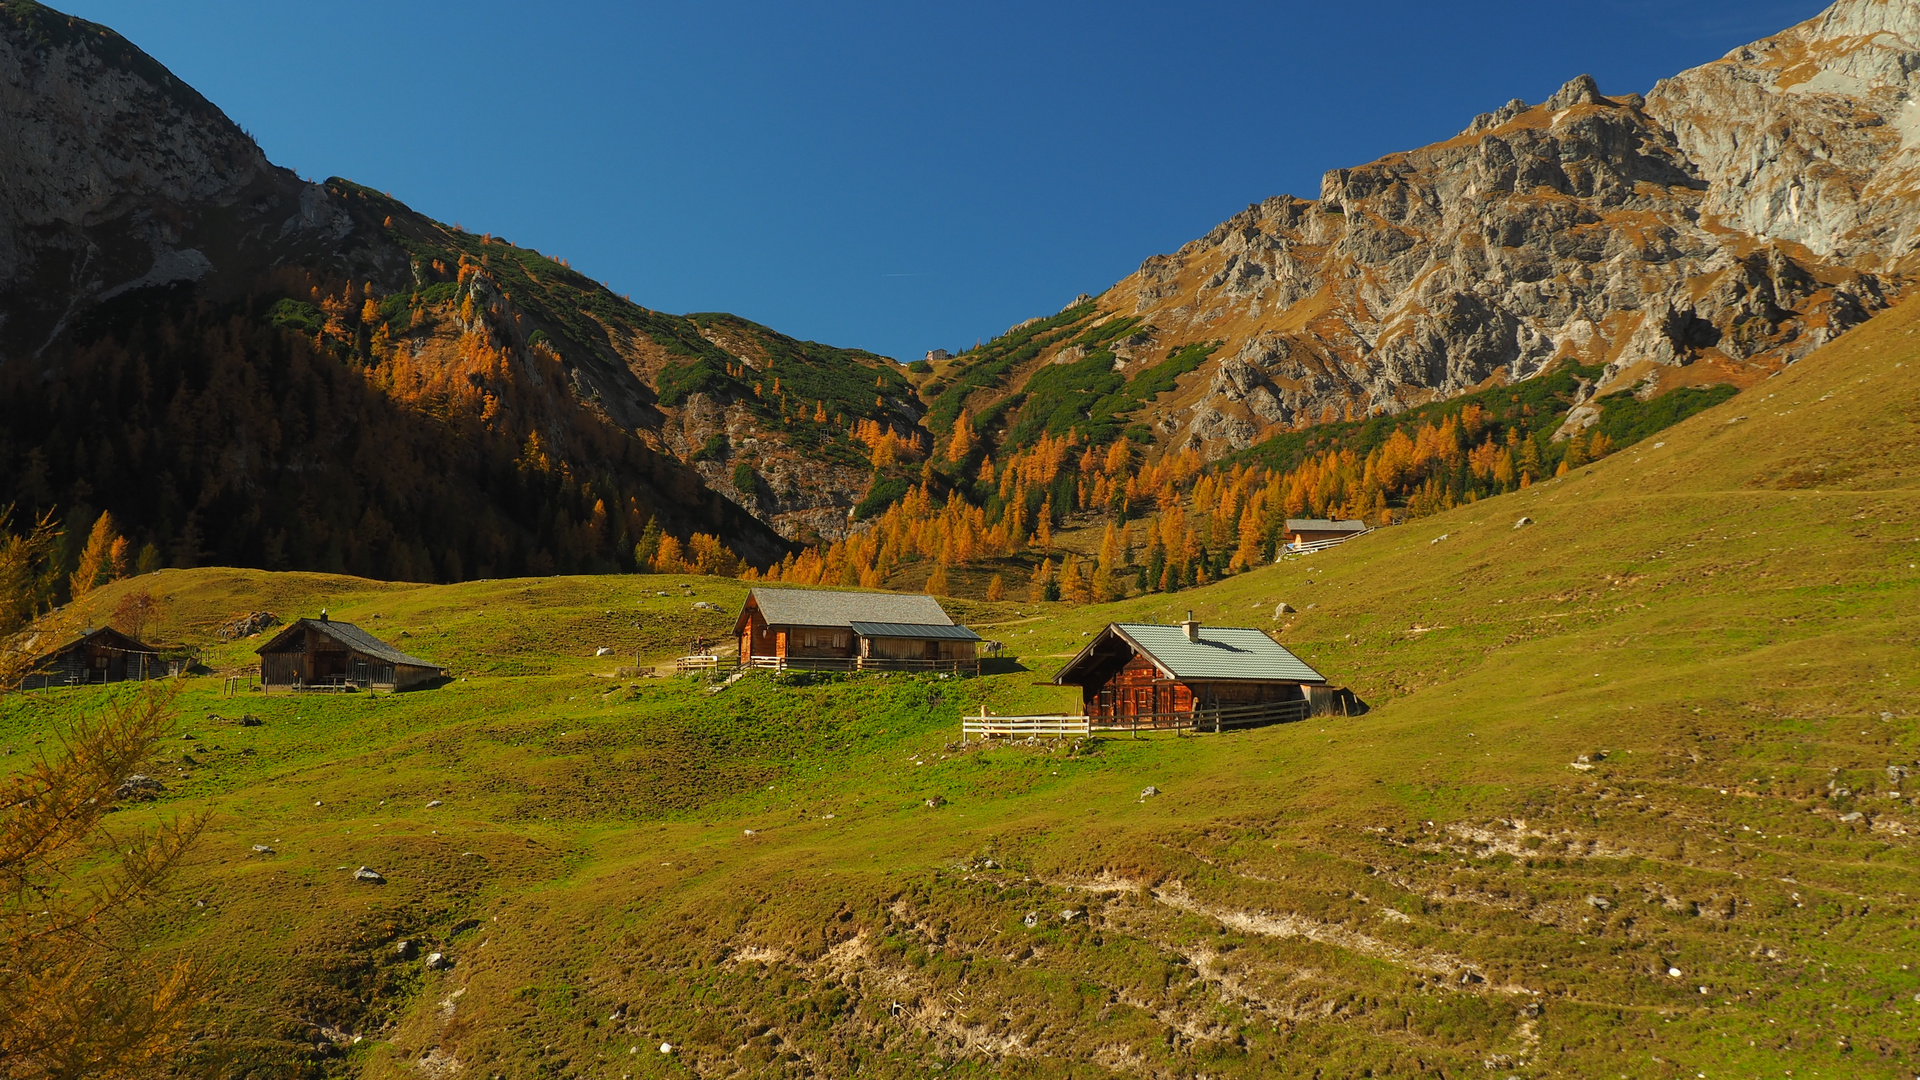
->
[1647,0,1920,266]
[0,8,370,357]
[1013,0,1919,455]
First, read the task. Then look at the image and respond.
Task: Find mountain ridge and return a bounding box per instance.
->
[926,0,1920,465]
[0,1,928,578]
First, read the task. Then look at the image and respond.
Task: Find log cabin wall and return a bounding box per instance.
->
[740,606,779,659]
[781,626,853,658]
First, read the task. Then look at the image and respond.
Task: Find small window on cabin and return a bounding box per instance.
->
[833,631,847,648]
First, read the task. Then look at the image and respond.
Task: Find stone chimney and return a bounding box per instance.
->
[319,608,328,622]
[1180,611,1199,642]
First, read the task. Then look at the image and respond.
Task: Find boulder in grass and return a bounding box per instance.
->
[424,952,452,971]
[353,867,386,884]
[115,775,165,801]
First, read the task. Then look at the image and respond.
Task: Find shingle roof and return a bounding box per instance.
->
[740,588,957,631]
[1057,623,1326,685]
[257,619,442,669]
[848,621,982,642]
[32,626,157,665]
[1284,518,1367,533]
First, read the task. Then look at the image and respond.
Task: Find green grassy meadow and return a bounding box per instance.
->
[6,297,1920,1078]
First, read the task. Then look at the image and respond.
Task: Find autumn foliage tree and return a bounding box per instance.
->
[69,512,129,601]
[0,690,201,1080]
[0,508,63,688]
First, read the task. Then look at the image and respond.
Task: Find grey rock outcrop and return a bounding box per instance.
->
[1077,2,1917,453]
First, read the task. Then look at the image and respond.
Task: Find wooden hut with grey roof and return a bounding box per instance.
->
[734,587,981,674]
[256,613,446,692]
[1052,612,1325,731]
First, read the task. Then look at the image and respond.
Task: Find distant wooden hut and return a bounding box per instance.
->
[256,614,445,692]
[1284,518,1368,552]
[733,587,981,673]
[1051,612,1325,730]
[21,627,177,689]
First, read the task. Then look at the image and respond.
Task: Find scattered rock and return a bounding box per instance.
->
[659,1043,675,1055]
[1667,967,1682,978]
[1022,911,1040,928]
[1840,811,1865,823]
[1273,602,1295,616]
[238,715,263,726]
[1888,765,1909,783]
[393,939,417,960]
[1514,516,1534,529]
[1139,786,1160,799]
[424,952,452,971]
[743,829,757,837]
[180,733,196,740]
[115,775,165,801]
[251,844,274,854]
[1060,909,1082,922]
[595,647,614,657]
[353,867,386,884]
[1586,895,1612,911]
[1430,534,1449,544]
[218,612,280,640]
[925,796,946,809]
[426,799,443,808]
[693,601,723,612]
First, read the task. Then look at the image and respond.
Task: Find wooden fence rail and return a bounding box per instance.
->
[1091,699,1311,735]
[961,710,1091,741]
[1280,530,1371,557]
[961,699,1311,741]
[743,655,980,676]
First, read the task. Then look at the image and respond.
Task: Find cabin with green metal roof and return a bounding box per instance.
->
[1052,612,1325,729]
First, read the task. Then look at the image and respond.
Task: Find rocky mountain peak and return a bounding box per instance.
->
[1543,73,1606,111]
[1805,0,1920,44]
[1645,0,1920,266]
[947,1,1917,462]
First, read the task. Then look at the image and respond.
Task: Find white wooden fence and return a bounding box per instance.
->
[961,708,1091,741]
[1279,529,1371,557]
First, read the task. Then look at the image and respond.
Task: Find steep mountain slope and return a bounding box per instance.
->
[0,2,920,579]
[933,0,1919,463]
[15,288,1917,1077]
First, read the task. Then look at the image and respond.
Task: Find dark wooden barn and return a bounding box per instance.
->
[21,627,176,689]
[734,587,981,673]
[256,615,445,692]
[1052,613,1326,730]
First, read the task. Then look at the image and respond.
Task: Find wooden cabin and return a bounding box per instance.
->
[734,587,981,672]
[1284,518,1368,549]
[1052,613,1325,729]
[256,615,445,692]
[21,627,177,689]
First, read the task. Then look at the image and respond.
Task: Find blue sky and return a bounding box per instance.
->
[69,0,1821,362]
